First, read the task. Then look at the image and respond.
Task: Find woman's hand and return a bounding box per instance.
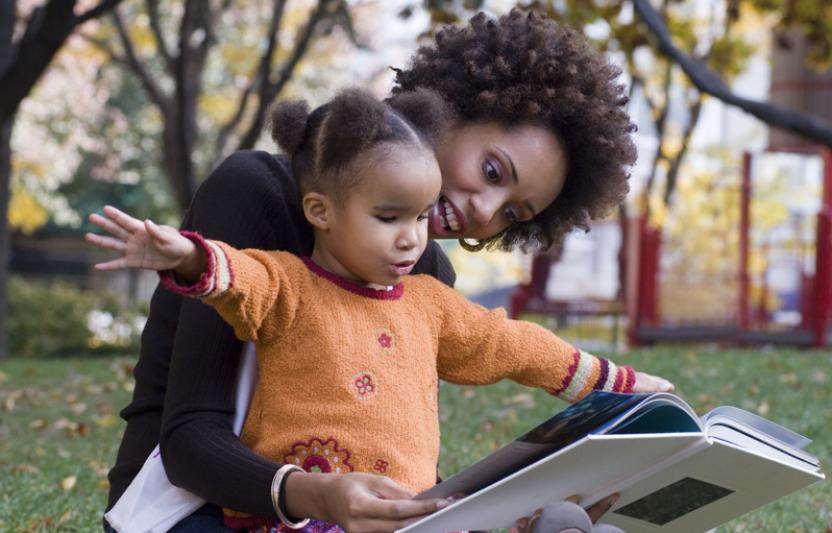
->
[632,371,674,393]
[86,205,205,281]
[284,472,449,533]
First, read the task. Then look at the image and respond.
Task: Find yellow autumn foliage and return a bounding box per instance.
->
[8,187,48,235]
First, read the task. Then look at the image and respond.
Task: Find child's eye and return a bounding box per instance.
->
[417,213,430,221]
[504,207,518,224]
[482,159,501,184]
[375,216,396,223]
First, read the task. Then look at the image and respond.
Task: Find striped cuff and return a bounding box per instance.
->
[159,231,234,298]
[551,351,637,402]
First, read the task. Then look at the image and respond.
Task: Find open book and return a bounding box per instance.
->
[398,391,824,533]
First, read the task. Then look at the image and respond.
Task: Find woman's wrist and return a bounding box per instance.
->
[283,471,333,522]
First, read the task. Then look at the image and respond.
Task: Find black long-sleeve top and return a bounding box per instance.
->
[105,151,456,518]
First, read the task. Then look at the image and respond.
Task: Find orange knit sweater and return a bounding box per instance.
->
[162,233,634,496]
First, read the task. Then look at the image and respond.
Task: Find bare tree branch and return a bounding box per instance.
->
[111,7,170,111]
[632,0,832,147]
[213,0,287,163]
[76,0,125,24]
[146,0,174,71]
[79,31,128,65]
[665,92,702,205]
[237,0,341,150]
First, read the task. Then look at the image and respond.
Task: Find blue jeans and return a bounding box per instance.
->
[103,503,235,533]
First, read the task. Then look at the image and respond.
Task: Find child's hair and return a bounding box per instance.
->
[393,9,637,252]
[269,88,452,204]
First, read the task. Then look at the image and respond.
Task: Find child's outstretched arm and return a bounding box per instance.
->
[87,205,298,344]
[86,205,207,282]
[432,283,673,401]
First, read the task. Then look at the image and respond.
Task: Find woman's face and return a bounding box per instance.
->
[430,122,568,241]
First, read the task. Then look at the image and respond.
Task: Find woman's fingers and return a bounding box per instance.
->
[102,205,144,233]
[370,476,417,500]
[584,493,619,523]
[89,212,131,240]
[358,479,447,521]
[85,232,126,253]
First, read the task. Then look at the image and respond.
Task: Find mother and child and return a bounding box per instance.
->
[96,9,674,533]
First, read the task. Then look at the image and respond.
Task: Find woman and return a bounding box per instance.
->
[105,9,636,532]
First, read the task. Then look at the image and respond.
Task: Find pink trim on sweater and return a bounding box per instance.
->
[301,257,404,300]
[159,231,219,295]
[550,349,581,397]
[622,366,636,393]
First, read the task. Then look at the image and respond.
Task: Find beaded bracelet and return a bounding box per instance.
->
[271,464,311,529]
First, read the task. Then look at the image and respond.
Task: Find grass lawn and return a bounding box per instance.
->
[1,347,829,532]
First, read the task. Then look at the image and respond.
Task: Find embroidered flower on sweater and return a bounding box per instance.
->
[372,459,390,473]
[352,372,377,399]
[373,328,396,354]
[283,437,353,475]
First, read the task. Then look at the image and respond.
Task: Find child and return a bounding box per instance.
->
[87,88,672,532]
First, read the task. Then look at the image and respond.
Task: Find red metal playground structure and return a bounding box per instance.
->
[510,146,832,348]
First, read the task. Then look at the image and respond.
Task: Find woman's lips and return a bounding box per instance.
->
[430,196,465,236]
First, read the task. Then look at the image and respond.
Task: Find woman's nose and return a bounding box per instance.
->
[469,192,503,227]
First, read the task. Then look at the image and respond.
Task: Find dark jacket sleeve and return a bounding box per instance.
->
[159,151,311,517]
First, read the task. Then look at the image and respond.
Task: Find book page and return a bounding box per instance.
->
[702,406,811,448]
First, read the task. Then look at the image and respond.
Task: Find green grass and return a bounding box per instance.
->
[0,357,134,532]
[1,348,829,532]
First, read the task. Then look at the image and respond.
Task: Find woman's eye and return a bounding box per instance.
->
[375,216,396,223]
[504,207,518,224]
[483,160,501,184]
[417,213,430,221]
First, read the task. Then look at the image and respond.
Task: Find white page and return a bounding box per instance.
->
[398,434,703,533]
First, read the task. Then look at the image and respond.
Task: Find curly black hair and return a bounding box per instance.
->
[393,9,636,251]
[269,87,451,203]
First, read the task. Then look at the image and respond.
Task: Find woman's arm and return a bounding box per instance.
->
[160,151,305,516]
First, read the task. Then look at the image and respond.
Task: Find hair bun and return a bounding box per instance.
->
[269,100,310,154]
[318,88,392,170]
[387,88,454,147]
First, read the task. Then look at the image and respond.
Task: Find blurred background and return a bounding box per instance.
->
[3,0,832,359]
[1,1,831,530]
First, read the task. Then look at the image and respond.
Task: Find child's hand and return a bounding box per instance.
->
[632,371,674,393]
[86,205,201,277]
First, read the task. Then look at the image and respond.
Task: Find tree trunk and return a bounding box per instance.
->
[0,116,13,358]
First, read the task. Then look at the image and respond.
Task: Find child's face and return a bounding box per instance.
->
[318,145,441,287]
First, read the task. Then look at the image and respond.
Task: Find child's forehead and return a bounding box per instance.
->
[353,149,440,206]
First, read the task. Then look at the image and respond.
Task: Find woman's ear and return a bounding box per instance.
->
[302,192,332,230]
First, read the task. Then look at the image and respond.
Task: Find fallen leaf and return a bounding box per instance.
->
[502,393,535,406]
[462,388,476,399]
[0,370,7,382]
[13,463,39,474]
[779,373,799,386]
[60,475,77,491]
[70,402,88,415]
[29,419,47,430]
[59,511,73,524]
[757,401,770,416]
[96,414,119,428]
